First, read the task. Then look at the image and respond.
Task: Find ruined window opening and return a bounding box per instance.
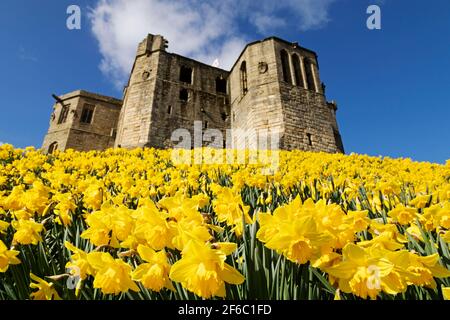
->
[292,54,303,88]
[179,89,189,102]
[179,66,193,84]
[240,61,248,96]
[306,133,313,146]
[80,104,95,124]
[48,142,58,154]
[304,58,316,91]
[167,105,172,114]
[280,50,292,84]
[216,77,227,94]
[57,105,70,124]
[204,121,208,129]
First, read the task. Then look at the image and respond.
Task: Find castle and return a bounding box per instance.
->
[42,34,344,154]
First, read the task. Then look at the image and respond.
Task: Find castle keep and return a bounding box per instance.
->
[42,34,344,153]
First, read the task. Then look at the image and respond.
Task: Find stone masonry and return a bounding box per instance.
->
[42,90,122,153]
[42,34,344,154]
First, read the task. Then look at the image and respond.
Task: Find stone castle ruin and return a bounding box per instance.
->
[42,34,344,153]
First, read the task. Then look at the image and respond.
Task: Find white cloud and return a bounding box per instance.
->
[250,13,287,34]
[89,0,336,88]
[284,0,336,30]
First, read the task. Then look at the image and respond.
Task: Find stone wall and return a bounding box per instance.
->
[149,52,230,148]
[229,38,284,149]
[42,90,122,152]
[42,92,79,152]
[229,37,344,153]
[116,34,231,149]
[43,34,344,154]
[272,40,343,153]
[114,35,163,148]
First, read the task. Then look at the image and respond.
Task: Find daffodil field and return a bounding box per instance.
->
[0,144,449,300]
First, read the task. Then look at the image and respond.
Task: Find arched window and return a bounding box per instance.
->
[304,58,316,91]
[280,50,292,84]
[240,61,248,95]
[292,54,303,88]
[48,142,58,154]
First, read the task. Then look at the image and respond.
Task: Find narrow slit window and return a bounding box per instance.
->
[304,58,316,91]
[292,54,303,88]
[280,50,292,84]
[306,133,313,146]
[240,61,248,96]
[167,105,172,114]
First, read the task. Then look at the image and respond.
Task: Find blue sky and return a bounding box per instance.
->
[0,0,449,163]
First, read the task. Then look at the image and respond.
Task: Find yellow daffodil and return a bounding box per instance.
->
[1,145,450,300]
[87,252,140,295]
[323,244,401,299]
[132,245,175,292]
[169,240,244,298]
[64,242,94,280]
[442,287,450,300]
[12,219,44,245]
[213,187,252,237]
[0,220,9,234]
[388,204,418,225]
[29,273,61,300]
[53,193,77,226]
[0,240,20,272]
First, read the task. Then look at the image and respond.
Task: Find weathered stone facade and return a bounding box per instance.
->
[42,90,121,152]
[42,34,344,153]
[229,37,343,153]
[115,34,230,149]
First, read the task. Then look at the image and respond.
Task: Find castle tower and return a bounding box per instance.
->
[228,37,344,153]
[42,35,344,154]
[115,34,231,149]
[42,90,122,153]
